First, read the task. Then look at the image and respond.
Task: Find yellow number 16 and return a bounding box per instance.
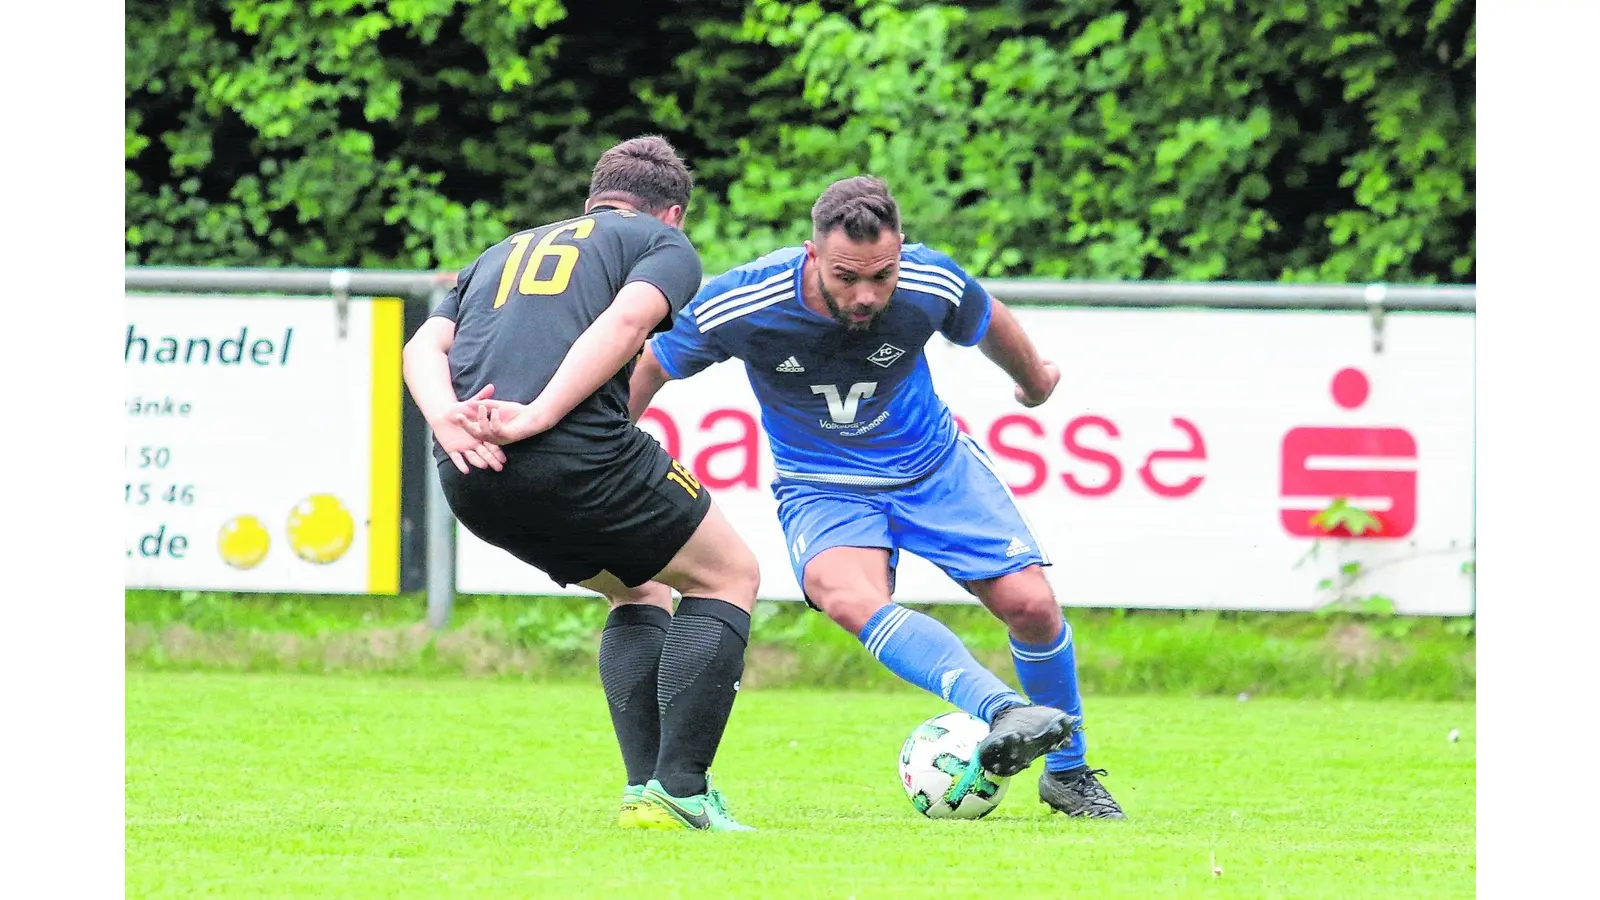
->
[494,217,596,308]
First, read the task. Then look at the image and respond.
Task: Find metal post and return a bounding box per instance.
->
[424,285,457,629]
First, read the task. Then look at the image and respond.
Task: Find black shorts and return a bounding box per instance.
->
[438,427,711,588]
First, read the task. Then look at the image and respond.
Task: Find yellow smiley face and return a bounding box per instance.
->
[286,494,355,564]
[217,515,271,569]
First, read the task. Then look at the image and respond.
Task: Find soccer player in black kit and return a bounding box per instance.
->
[402,136,759,832]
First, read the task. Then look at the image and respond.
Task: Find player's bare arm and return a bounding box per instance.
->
[401,317,507,474]
[463,282,672,444]
[977,298,1060,408]
[626,344,675,424]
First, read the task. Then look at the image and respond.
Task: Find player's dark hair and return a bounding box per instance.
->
[588,135,694,214]
[811,176,901,242]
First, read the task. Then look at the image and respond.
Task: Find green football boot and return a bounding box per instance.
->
[617,784,646,828]
[633,776,754,832]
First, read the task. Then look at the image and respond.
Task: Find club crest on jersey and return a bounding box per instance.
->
[867,343,906,368]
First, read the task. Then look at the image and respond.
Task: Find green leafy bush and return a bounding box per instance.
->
[126,0,1474,282]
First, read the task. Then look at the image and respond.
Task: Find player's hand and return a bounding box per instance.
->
[1014,361,1060,408]
[442,434,507,474]
[434,422,507,474]
[454,399,556,445]
[432,385,507,474]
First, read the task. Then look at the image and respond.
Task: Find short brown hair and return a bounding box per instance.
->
[811,176,901,241]
[588,135,694,213]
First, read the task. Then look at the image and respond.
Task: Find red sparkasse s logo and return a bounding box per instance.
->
[1280,368,1417,540]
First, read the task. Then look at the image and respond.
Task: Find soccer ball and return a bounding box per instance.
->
[898,711,1009,819]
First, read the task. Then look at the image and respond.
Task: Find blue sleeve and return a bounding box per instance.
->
[648,281,733,379]
[939,262,993,347]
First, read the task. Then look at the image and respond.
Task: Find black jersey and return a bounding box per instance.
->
[431,206,703,453]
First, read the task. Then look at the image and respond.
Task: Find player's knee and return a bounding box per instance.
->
[986,582,1063,644]
[607,581,673,612]
[733,549,762,606]
[710,542,760,610]
[815,594,882,636]
[803,569,888,637]
[1007,601,1064,644]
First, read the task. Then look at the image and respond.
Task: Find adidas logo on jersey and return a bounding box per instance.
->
[1005,537,1031,558]
[776,356,806,373]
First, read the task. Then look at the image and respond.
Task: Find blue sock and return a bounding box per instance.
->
[1011,618,1087,771]
[859,604,1025,723]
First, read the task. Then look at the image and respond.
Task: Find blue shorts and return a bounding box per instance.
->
[774,433,1050,602]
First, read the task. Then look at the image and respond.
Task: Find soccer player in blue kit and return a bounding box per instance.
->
[627,176,1125,818]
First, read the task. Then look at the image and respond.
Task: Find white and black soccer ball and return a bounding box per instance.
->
[898,711,1009,819]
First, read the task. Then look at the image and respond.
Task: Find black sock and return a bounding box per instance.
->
[598,603,671,787]
[654,597,751,797]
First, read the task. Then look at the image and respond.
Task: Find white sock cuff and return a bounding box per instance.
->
[1010,620,1072,661]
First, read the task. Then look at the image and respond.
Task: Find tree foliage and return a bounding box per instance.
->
[126,0,1475,282]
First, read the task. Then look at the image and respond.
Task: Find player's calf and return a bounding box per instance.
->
[586,574,676,814]
[801,550,1035,726]
[854,602,1034,726]
[972,567,1091,773]
[648,502,759,799]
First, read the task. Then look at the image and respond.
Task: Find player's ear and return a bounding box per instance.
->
[804,240,817,261]
[658,204,686,229]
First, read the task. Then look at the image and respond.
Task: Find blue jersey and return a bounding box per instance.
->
[649,243,993,488]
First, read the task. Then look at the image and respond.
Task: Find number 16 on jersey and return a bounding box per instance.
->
[494,218,596,307]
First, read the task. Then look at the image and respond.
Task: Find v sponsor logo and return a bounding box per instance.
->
[775,356,805,373]
[812,382,878,424]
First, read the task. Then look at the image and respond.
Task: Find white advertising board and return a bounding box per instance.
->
[124,294,403,594]
[456,308,1475,615]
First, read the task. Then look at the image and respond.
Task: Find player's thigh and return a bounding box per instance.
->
[889,433,1050,584]
[649,498,760,611]
[776,482,896,601]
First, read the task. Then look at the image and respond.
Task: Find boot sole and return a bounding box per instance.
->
[978,712,1074,777]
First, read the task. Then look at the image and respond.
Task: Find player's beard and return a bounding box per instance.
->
[819,279,890,332]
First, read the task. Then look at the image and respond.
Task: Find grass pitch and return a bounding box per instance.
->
[127,672,1474,898]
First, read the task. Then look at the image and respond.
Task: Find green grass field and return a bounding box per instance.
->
[127,672,1474,898]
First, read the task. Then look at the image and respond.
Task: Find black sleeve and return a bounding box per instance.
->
[624,228,704,333]
[431,258,478,322]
